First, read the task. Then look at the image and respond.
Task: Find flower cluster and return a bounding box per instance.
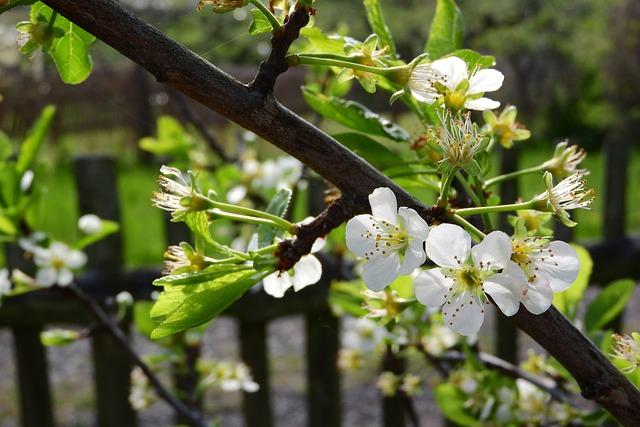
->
[345,187,580,336]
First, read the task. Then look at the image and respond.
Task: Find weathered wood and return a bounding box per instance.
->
[74,156,137,427]
[603,132,629,242]
[306,309,341,427]
[496,146,520,364]
[382,347,406,427]
[12,327,55,427]
[239,319,273,427]
[5,243,55,427]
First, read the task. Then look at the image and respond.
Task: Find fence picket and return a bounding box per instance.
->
[74,156,137,427]
[240,319,273,427]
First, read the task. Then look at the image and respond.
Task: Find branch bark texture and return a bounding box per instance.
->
[39,1,640,424]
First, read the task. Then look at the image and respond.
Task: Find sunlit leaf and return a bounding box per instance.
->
[363,0,397,58]
[257,188,292,248]
[426,0,464,59]
[584,279,634,333]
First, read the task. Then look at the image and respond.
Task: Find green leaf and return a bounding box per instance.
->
[426,0,464,59]
[40,329,80,347]
[133,301,158,339]
[154,264,252,286]
[302,87,409,141]
[584,279,635,333]
[139,116,192,158]
[362,0,397,58]
[75,220,119,250]
[31,2,95,84]
[434,383,480,426]
[333,133,408,172]
[151,269,267,339]
[299,27,347,56]
[257,188,292,248]
[16,105,55,175]
[553,244,593,319]
[0,212,17,236]
[248,8,273,35]
[447,49,495,70]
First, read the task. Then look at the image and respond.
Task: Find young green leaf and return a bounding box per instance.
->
[154,264,252,286]
[584,279,635,333]
[151,269,268,339]
[447,49,495,70]
[257,188,292,248]
[249,8,273,35]
[184,211,236,257]
[302,87,409,141]
[434,383,480,426]
[362,0,397,58]
[333,133,409,173]
[426,0,464,59]
[16,105,55,175]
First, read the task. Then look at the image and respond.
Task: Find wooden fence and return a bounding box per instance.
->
[0,125,638,426]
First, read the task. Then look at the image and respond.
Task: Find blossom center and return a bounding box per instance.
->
[362,219,409,259]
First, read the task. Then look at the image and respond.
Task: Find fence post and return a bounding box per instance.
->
[163,214,203,423]
[6,244,55,427]
[382,347,405,427]
[74,155,137,427]
[496,146,519,363]
[240,319,273,427]
[602,131,630,331]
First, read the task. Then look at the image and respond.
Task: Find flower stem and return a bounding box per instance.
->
[47,10,58,32]
[455,200,536,217]
[290,53,406,79]
[251,243,280,256]
[452,214,486,242]
[209,208,290,230]
[249,0,281,31]
[484,165,545,188]
[209,200,296,233]
[437,168,458,207]
[472,175,493,229]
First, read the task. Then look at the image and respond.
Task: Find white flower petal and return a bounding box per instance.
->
[398,240,426,275]
[397,207,429,241]
[468,69,504,94]
[464,97,500,111]
[431,56,468,90]
[426,224,471,268]
[414,268,451,307]
[291,255,322,292]
[362,252,401,291]
[35,268,57,287]
[522,276,554,315]
[310,238,325,254]
[263,272,292,298]
[408,63,440,104]
[345,214,377,256]
[537,241,579,292]
[56,269,74,286]
[471,231,512,270]
[369,187,398,224]
[247,234,259,252]
[483,261,527,316]
[67,250,87,269]
[442,291,485,336]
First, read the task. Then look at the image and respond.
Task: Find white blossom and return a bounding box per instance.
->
[408,56,504,111]
[510,236,579,314]
[20,170,34,192]
[217,363,259,393]
[610,333,640,373]
[34,242,87,287]
[262,237,324,298]
[541,140,587,179]
[434,109,486,169]
[78,214,103,234]
[414,224,525,336]
[346,187,429,291]
[152,165,207,220]
[421,324,458,355]
[0,269,11,303]
[516,379,549,421]
[534,172,594,227]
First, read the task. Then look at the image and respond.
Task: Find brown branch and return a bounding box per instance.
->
[249,4,311,95]
[65,285,207,427]
[38,1,640,424]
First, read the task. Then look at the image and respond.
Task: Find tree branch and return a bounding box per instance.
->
[38,1,640,424]
[65,285,207,427]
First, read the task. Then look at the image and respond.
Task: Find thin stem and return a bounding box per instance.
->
[451,214,486,242]
[291,53,406,78]
[209,208,289,230]
[455,172,483,207]
[455,200,535,217]
[485,164,544,188]
[208,200,296,233]
[47,10,58,31]
[472,175,492,229]
[251,243,279,256]
[66,285,207,427]
[248,0,281,31]
[437,167,458,207]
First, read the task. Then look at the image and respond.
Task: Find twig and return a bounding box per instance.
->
[250,3,311,95]
[65,285,207,427]
[37,1,640,423]
[169,88,234,163]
